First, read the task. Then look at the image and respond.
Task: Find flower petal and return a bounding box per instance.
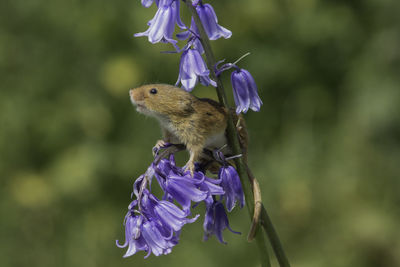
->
[231,70,251,113]
[196,4,232,40]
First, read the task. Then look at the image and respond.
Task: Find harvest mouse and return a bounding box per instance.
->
[129,84,247,175]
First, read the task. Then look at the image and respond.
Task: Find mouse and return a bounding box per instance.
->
[129,83,247,175]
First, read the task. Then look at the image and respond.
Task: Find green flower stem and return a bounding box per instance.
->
[254,227,272,267]
[261,204,291,267]
[183,1,290,267]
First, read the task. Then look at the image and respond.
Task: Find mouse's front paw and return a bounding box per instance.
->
[152,140,167,156]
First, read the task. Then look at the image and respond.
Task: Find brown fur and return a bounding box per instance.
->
[130,84,247,174]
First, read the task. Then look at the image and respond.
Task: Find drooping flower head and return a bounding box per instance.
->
[154,154,224,211]
[176,1,231,53]
[140,189,200,232]
[219,165,245,212]
[117,189,199,258]
[231,68,262,114]
[203,201,241,244]
[176,44,216,91]
[116,212,147,257]
[194,2,232,40]
[164,172,209,211]
[135,0,185,44]
[193,170,225,207]
[116,200,179,258]
[117,153,227,258]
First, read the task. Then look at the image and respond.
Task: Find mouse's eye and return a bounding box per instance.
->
[150,88,158,94]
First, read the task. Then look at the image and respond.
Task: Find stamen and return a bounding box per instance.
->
[225,154,243,161]
[232,52,250,66]
[217,144,228,152]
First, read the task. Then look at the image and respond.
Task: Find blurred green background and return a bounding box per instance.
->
[1,0,400,266]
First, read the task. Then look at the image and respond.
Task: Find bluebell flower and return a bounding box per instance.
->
[176,1,232,52]
[116,213,148,257]
[140,219,178,257]
[153,158,174,193]
[231,68,262,114]
[117,208,179,258]
[153,155,225,209]
[118,152,226,258]
[176,47,216,91]
[141,189,200,231]
[154,199,199,231]
[219,165,245,212]
[193,170,224,207]
[165,173,208,212]
[155,155,182,177]
[135,0,185,44]
[154,155,224,210]
[117,189,198,258]
[153,155,186,197]
[141,0,159,8]
[195,3,232,40]
[203,201,240,244]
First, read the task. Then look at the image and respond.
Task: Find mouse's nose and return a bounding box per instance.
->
[130,89,145,101]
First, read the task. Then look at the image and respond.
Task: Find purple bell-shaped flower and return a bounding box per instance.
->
[231,68,263,114]
[219,165,245,212]
[164,172,209,212]
[116,213,148,257]
[135,0,185,44]
[140,190,200,232]
[176,47,216,91]
[195,3,232,40]
[203,201,240,244]
[140,219,178,257]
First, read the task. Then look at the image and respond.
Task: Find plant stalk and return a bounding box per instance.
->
[183,1,290,267]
